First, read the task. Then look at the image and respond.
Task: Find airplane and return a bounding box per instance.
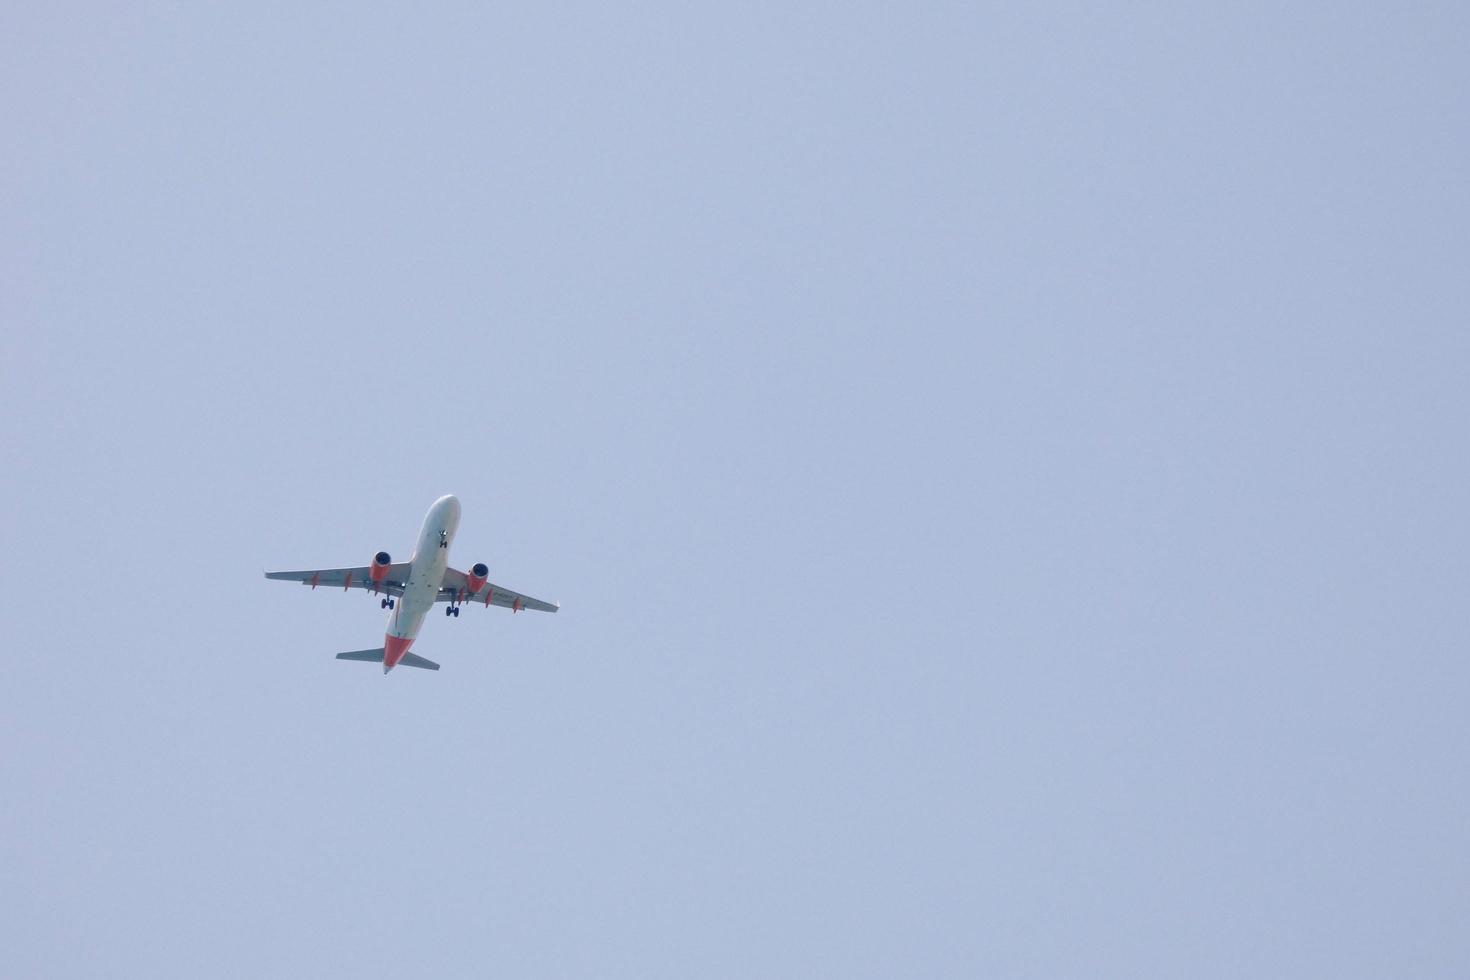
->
[265,494,558,673]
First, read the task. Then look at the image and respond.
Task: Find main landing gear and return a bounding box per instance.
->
[381,597,396,609]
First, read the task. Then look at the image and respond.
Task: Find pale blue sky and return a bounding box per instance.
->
[3,3,1468,977]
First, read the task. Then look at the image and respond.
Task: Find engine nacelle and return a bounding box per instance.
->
[466,562,489,593]
[370,551,392,584]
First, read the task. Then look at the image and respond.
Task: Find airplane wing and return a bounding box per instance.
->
[439,566,559,613]
[264,564,414,596]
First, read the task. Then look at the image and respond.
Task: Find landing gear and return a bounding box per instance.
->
[381,597,396,609]
[445,604,460,618]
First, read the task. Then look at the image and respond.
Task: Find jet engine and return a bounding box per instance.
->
[369,551,392,585]
[466,562,489,593]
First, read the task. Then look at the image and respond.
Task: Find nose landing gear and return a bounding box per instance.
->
[445,604,460,618]
[381,597,396,609]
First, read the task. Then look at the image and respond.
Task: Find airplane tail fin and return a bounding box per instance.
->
[334,648,441,671]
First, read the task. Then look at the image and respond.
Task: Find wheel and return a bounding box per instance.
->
[381,598,388,608]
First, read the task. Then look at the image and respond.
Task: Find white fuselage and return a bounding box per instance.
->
[387,494,461,645]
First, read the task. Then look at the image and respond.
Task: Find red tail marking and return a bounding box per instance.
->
[383,634,414,670]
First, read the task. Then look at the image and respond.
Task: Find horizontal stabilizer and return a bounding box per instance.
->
[334,647,441,671]
[336,648,385,663]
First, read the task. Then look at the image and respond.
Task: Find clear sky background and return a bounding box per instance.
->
[3,3,1467,977]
